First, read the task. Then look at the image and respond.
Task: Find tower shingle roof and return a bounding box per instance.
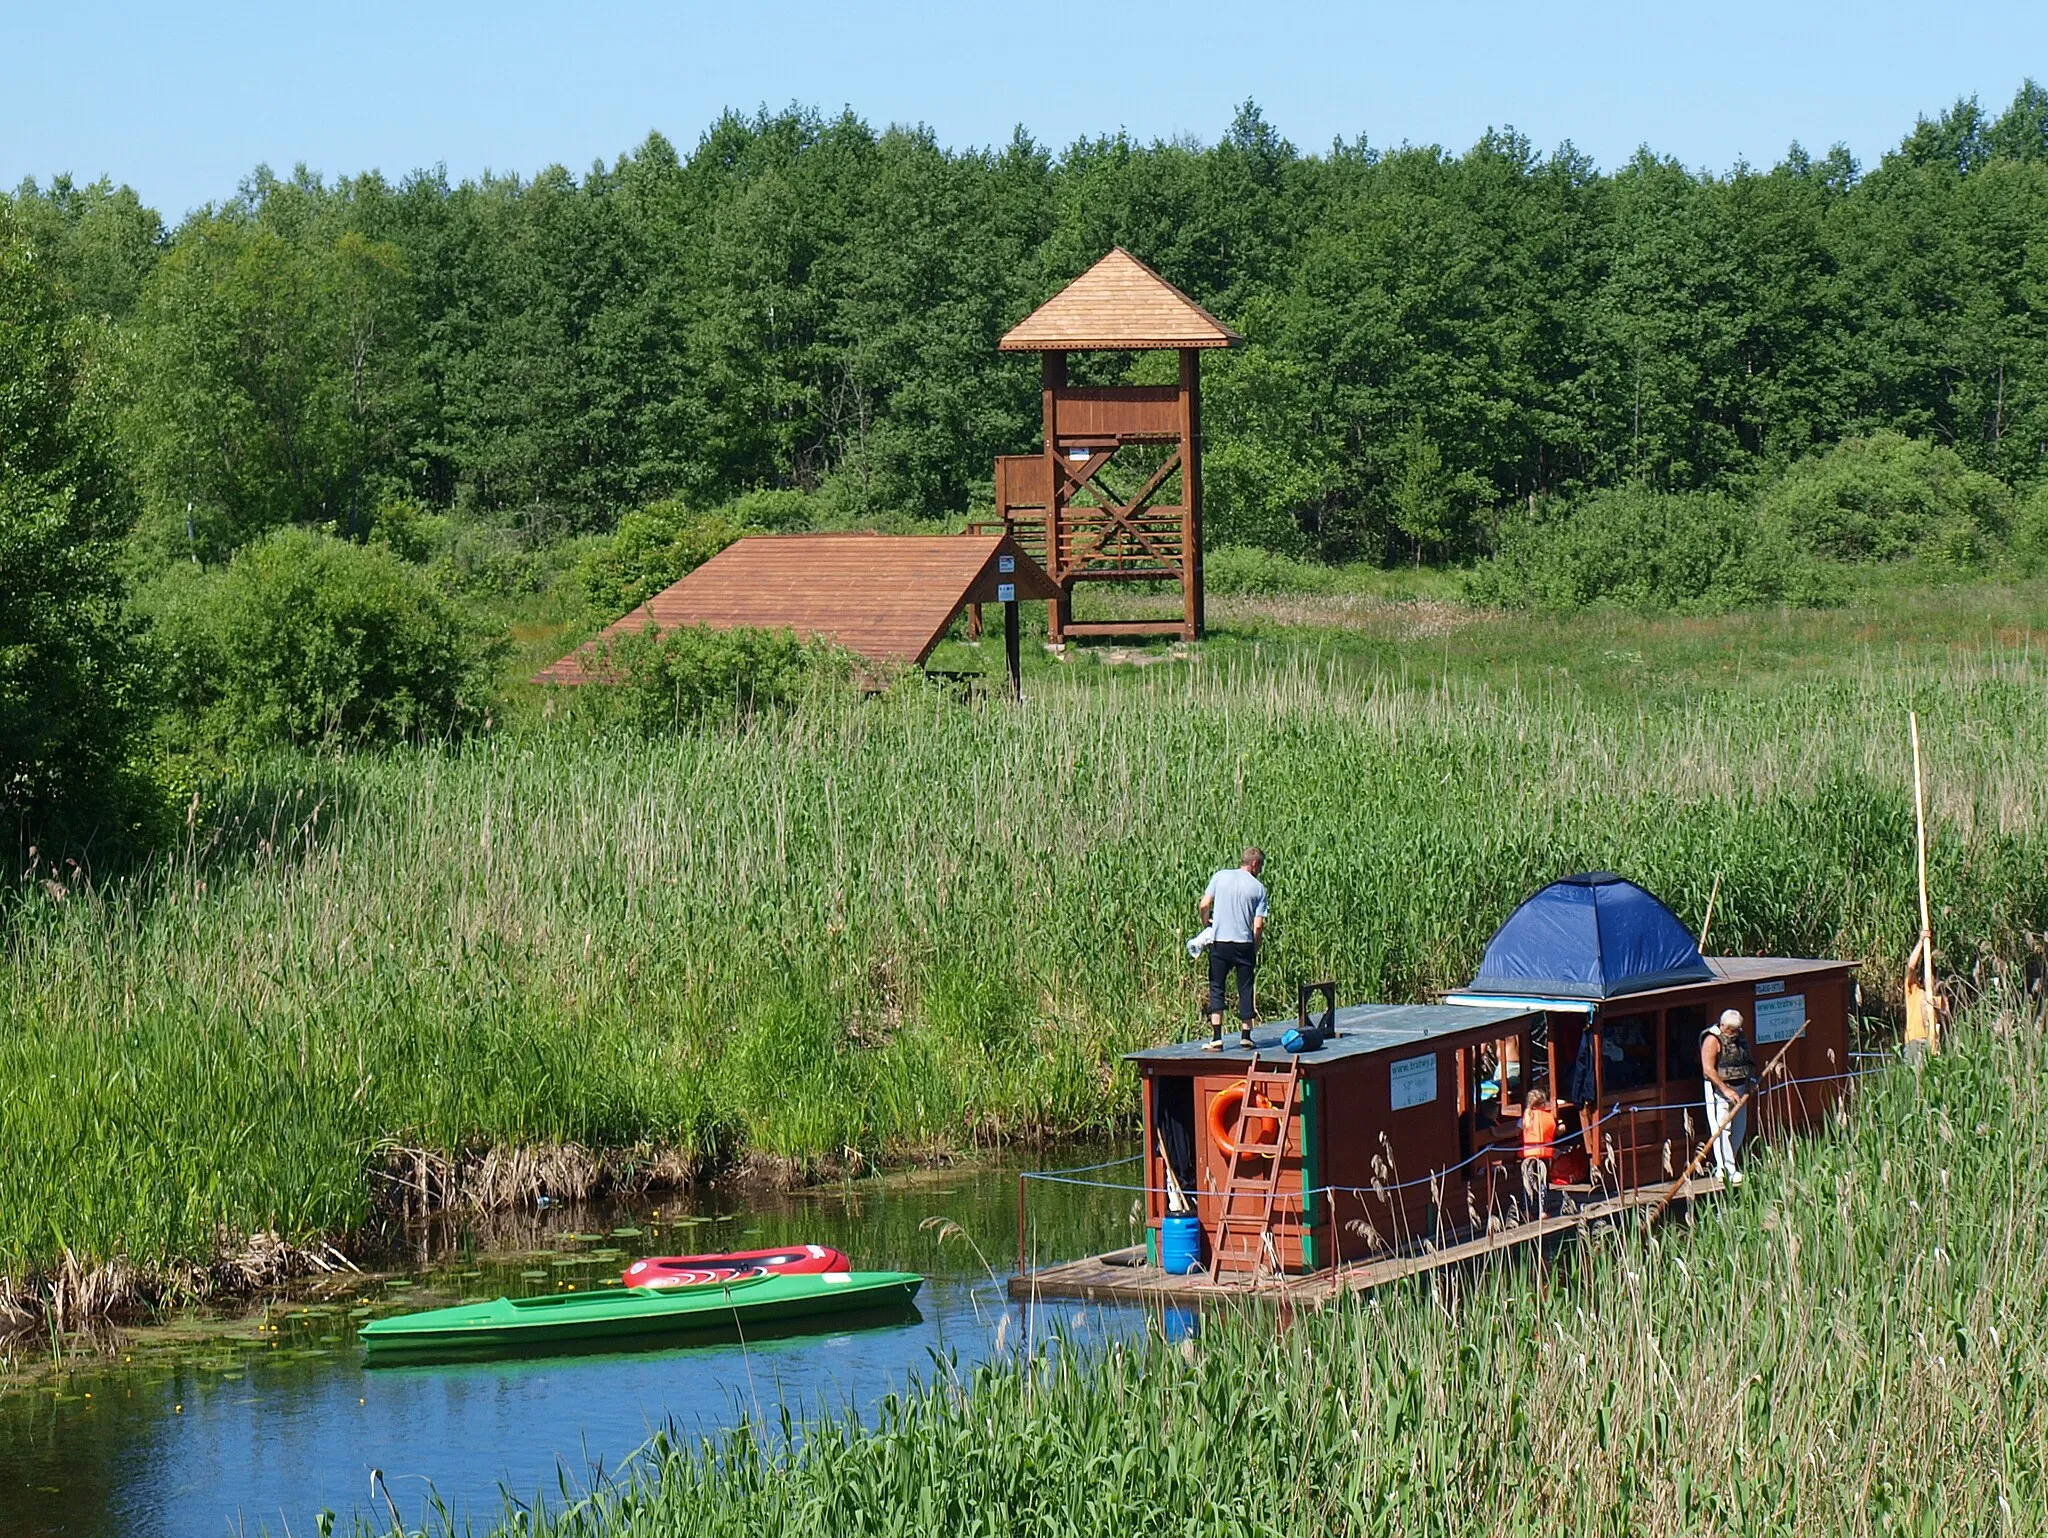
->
[999,247,1240,352]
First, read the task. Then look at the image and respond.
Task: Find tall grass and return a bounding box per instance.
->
[4,649,2047,1285]
[472,1003,2048,1537]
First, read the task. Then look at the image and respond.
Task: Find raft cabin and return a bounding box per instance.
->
[1016,872,1854,1300]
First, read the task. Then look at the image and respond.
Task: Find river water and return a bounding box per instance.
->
[0,1149,1153,1536]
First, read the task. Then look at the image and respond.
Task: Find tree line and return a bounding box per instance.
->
[8,87,2048,567]
[7,88,2048,849]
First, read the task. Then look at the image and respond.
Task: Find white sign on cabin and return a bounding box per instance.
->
[997,583,1016,603]
[1389,1053,1438,1111]
[1755,993,1804,1044]
[999,554,1015,573]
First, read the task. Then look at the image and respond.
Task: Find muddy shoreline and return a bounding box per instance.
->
[0,1134,1056,1336]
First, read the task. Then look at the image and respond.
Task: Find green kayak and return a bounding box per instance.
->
[359,1269,923,1360]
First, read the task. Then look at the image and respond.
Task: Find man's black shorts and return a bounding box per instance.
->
[1208,940,1257,1022]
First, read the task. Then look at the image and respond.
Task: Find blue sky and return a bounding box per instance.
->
[7,0,2046,220]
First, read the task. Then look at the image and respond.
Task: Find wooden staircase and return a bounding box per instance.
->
[1208,1054,1302,1283]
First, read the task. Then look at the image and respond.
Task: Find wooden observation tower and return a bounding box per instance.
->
[992,248,1240,644]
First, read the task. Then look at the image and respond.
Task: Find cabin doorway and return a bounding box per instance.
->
[1154,1075,1197,1194]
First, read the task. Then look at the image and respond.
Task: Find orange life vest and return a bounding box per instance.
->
[1522,1106,1557,1163]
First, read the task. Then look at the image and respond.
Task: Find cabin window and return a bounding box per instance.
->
[1474,1033,1530,1117]
[1666,1006,1710,1089]
[1543,1013,1578,1103]
[1154,1076,1197,1192]
[1602,1012,1659,1092]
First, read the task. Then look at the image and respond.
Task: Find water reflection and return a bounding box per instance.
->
[0,1150,1144,1536]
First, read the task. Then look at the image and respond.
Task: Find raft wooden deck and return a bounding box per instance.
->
[1007,1177,1723,1305]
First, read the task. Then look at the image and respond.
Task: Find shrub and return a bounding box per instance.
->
[424,514,568,599]
[576,492,815,617]
[148,528,502,747]
[1202,545,1338,596]
[1465,488,1836,613]
[2009,483,2048,576]
[594,623,849,735]
[1758,432,2010,565]
[365,493,434,562]
[720,488,813,533]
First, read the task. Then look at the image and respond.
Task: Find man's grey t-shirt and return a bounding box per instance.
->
[1203,868,1270,945]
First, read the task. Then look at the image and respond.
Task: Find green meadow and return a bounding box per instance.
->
[5,583,2047,1305]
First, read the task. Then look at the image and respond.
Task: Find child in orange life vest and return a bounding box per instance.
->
[1520,1087,1588,1195]
[1521,1089,1557,1203]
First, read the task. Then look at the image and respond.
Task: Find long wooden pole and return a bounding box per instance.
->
[1647,1027,1805,1224]
[1698,872,1722,952]
[1910,711,1937,1036]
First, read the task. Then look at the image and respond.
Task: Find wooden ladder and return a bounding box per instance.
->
[1207,1054,1302,1283]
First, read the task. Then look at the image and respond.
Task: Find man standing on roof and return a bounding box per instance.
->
[1199,847,1268,1051]
[1700,1008,1755,1186]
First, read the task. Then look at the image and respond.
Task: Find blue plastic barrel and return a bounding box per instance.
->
[1160,1213,1205,1275]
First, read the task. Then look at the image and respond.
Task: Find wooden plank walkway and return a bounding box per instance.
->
[1006,1177,1723,1306]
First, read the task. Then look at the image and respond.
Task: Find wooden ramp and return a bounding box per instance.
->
[1007,1178,1723,1306]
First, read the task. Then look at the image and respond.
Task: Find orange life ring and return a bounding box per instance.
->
[1208,1081,1282,1158]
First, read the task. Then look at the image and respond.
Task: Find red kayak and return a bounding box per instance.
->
[622,1243,852,1290]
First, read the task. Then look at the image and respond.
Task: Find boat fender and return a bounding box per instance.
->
[1207,1081,1281,1158]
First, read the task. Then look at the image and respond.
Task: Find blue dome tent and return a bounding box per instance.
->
[1464,872,1712,1000]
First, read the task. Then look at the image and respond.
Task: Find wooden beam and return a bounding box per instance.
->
[1056,619,1193,639]
[1043,352,1067,644]
[1087,448,1185,561]
[1182,348,1204,639]
[1054,448,1119,498]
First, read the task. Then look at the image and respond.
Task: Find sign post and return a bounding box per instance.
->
[1002,587,1021,699]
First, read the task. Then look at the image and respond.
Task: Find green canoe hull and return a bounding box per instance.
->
[359,1270,923,1360]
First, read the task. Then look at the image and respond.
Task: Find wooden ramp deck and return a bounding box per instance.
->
[1007,1177,1723,1306]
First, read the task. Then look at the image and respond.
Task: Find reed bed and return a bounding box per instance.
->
[4,649,2046,1299]
[476,1002,2048,1538]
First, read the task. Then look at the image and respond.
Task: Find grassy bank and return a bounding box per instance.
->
[462,1002,2048,1537]
[5,618,2048,1312]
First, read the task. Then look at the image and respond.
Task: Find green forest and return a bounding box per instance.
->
[7,86,2048,845]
